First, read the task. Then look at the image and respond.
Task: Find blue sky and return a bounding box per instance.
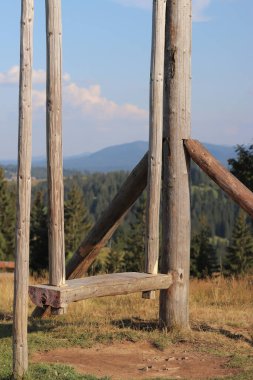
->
[0,0,252,159]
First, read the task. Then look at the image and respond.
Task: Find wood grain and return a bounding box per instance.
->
[144,0,166,300]
[159,0,192,329]
[46,0,65,287]
[29,272,173,308]
[13,0,34,378]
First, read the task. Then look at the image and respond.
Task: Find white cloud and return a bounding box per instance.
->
[193,0,212,22]
[32,89,46,108]
[0,66,19,84]
[30,80,148,122]
[0,64,147,122]
[64,82,148,121]
[0,66,70,85]
[113,0,213,22]
[0,65,148,155]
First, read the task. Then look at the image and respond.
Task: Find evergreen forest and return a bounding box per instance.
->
[1,144,253,278]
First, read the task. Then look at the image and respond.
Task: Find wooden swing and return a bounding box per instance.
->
[13,0,253,378]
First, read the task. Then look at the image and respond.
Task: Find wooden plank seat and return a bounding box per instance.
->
[29,272,173,309]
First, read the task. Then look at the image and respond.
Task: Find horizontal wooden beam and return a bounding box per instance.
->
[184,139,253,218]
[29,272,173,309]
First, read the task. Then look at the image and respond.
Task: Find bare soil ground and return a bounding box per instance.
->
[32,341,238,380]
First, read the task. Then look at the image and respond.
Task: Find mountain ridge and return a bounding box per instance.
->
[0,140,236,173]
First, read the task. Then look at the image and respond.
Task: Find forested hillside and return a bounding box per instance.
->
[1,144,253,278]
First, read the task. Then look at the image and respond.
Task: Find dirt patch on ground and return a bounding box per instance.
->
[32,341,239,379]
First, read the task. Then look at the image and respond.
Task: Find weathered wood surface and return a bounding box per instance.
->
[144,0,166,300]
[159,0,192,329]
[0,261,15,270]
[46,0,65,287]
[185,139,253,218]
[32,152,148,317]
[13,0,34,378]
[29,272,173,308]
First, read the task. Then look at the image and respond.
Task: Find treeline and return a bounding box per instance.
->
[0,144,253,277]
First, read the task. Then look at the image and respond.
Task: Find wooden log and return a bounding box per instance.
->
[159,0,192,330]
[13,0,34,378]
[184,139,253,218]
[46,0,65,288]
[29,272,173,308]
[0,261,15,270]
[32,152,149,318]
[143,0,166,300]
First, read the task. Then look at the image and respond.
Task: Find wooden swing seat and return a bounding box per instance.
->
[29,272,173,309]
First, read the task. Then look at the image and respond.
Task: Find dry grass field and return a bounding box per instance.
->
[0,273,253,379]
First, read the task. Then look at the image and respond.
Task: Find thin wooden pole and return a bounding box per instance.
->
[159,0,192,329]
[143,0,166,299]
[13,0,34,378]
[184,139,253,218]
[46,0,65,288]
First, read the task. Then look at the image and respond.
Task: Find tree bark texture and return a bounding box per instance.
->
[46,0,65,287]
[13,0,34,378]
[159,0,192,329]
[144,0,166,300]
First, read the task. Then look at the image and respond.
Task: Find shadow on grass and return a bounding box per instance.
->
[0,323,12,339]
[196,323,253,347]
[0,312,12,321]
[28,318,67,334]
[112,317,159,331]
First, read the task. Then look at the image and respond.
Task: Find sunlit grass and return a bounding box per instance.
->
[0,273,253,379]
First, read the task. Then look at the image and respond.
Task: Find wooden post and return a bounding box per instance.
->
[159,0,192,329]
[143,0,166,300]
[46,0,65,289]
[13,0,34,378]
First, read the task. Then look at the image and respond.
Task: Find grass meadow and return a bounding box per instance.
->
[0,274,253,380]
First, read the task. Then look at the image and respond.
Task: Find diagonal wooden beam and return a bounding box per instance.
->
[31,152,148,318]
[184,139,253,218]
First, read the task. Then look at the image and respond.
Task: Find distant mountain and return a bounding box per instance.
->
[204,143,236,168]
[0,141,237,174]
[63,141,236,172]
[63,141,148,172]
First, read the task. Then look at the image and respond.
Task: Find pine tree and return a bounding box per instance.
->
[30,191,49,274]
[190,224,218,278]
[106,248,125,273]
[0,167,15,260]
[64,184,91,259]
[124,195,146,272]
[228,144,253,191]
[0,231,7,260]
[224,211,253,276]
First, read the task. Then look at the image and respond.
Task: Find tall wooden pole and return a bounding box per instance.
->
[143,0,166,299]
[46,0,65,288]
[159,0,192,329]
[13,0,34,378]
